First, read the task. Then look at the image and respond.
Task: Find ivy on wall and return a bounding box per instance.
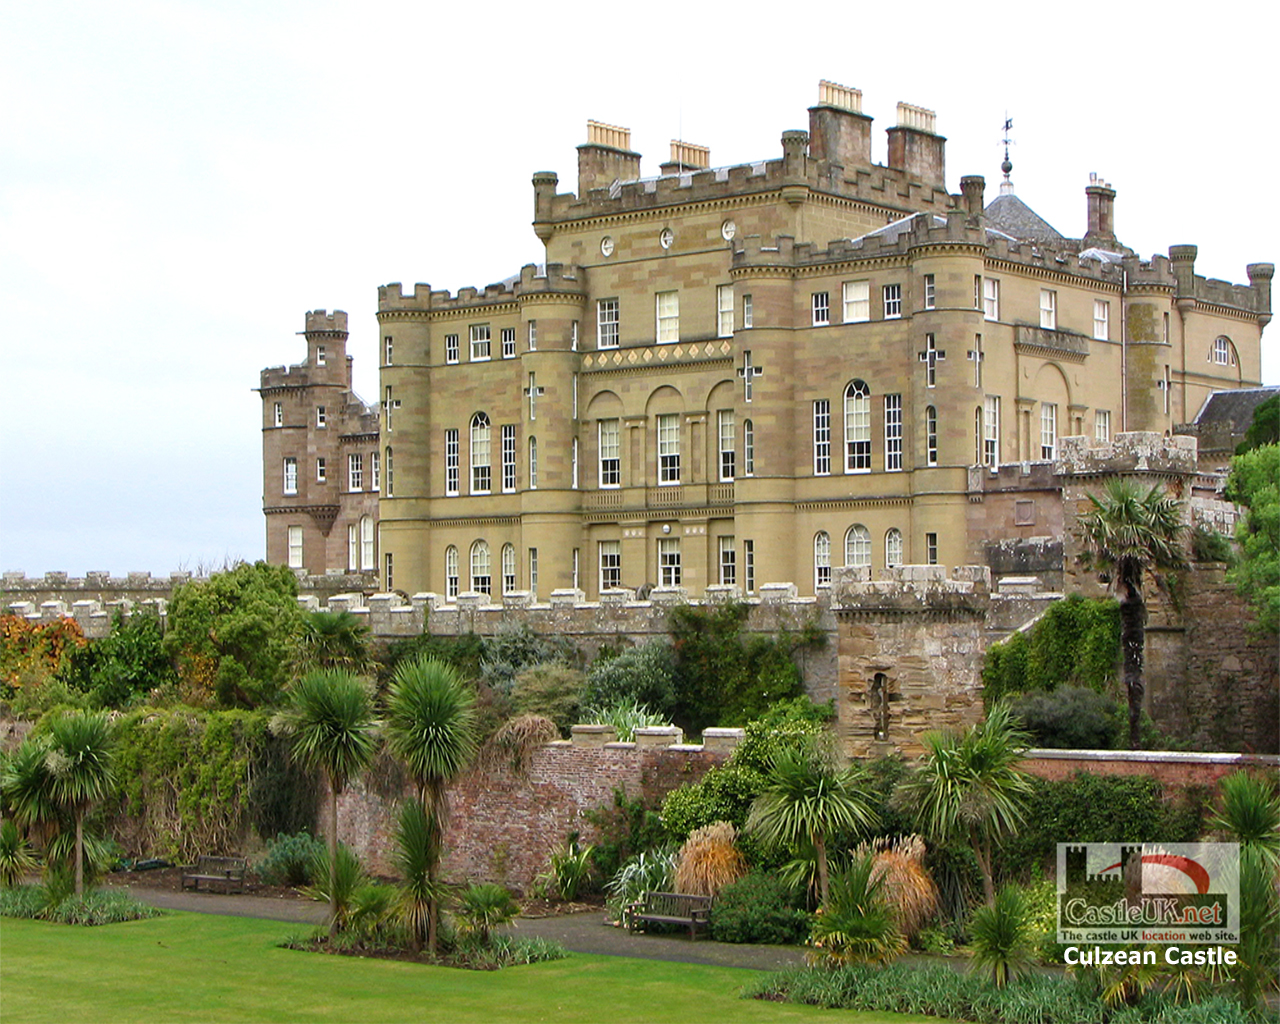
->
[982,595,1120,704]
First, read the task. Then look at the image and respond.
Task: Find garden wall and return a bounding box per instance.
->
[1020,749,1279,794]
[320,727,742,890]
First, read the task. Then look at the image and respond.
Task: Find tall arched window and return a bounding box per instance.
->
[501,543,516,594]
[814,531,831,589]
[445,545,459,599]
[359,515,374,570]
[528,436,538,489]
[885,528,903,568]
[384,446,393,496]
[925,405,938,466]
[844,380,871,472]
[470,540,491,595]
[743,419,755,476]
[470,413,491,494]
[844,524,871,568]
[1213,336,1234,366]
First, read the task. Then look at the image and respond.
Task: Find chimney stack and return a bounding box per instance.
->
[808,79,873,172]
[1084,173,1117,249]
[660,140,711,176]
[886,103,946,190]
[577,120,641,197]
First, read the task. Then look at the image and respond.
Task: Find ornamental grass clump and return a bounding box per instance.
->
[673,821,746,898]
[852,834,939,941]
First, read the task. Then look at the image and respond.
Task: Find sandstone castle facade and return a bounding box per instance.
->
[259,81,1271,601]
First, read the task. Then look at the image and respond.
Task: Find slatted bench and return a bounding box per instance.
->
[625,891,713,940]
[181,856,247,894]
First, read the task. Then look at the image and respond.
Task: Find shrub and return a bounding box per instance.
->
[582,640,677,718]
[1190,526,1233,563]
[581,699,669,743]
[60,608,176,709]
[510,663,584,734]
[1009,686,1122,749]
[969,885,1036,988]
[0,819,38,887]
[982,595,1120,704]
[479,622,579,696]
[479,714,559,773]
[807,854,906,966]
[536,838,595,900]
[660,763,762,842]
[855,835,939,941]
[710,871,810,945]
[673,821,746,897]
[582,787,667,882]
[0,884,162,925]
[454,882,519,945]
[301,843,367,932]
[257,831,326,886]
[605,848,676,920]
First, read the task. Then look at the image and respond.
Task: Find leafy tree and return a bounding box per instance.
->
[745,741,877,905]
[61,608,175,708]
[163,562,306,708]
[274,669,379,937]
[384,655,477,952]
[582,639,677,719]
[1225,443,1279,633]
[43,711,117,897]
[895,704,1033,905]
[1075,478,1186,748]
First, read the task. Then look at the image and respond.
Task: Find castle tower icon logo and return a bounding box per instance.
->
[1057,843,1239,945]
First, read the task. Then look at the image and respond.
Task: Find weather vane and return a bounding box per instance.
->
[1001,114,1014,183]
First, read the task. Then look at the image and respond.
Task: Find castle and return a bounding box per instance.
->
[258,80,1271,602]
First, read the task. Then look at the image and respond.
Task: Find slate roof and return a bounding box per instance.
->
[849,213,1017,246]
[1193,387,1280,430]
[984,193,1065,245]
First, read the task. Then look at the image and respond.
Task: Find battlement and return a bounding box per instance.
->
[378,264,585,317]
[830,564,992,617]
[1055,431,1199,477]
[304,309,348,334]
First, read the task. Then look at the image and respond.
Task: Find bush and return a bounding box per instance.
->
[582,641,677,718]
[510,663,584,734]
[710,871,810,945]
[982,595,1119,704]
[969,885,1036,987]
[60,609,176,709]
[660,763,762,842]
[581,699,669,742]
[479,622,580,696]
[605,848,676,920]
[1009,687,1122,749]
[257,832,326,886]
[673,821,746,897]
[856,835,939,941]
[1190,526,1233,563]
[453,882,519,945]
[0,884,162,925]
[582,787,667,882]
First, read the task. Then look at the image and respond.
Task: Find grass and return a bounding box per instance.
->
[0,911,948,1023]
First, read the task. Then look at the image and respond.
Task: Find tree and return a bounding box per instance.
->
[43,711,117,897]
[274,669,379,937]
[295,611,371,673]
[1235,393,1279,453]
[384,655,477,952]
[163,561,306,708]
[1225,444,1279,633]
[1075,478,1186,748]
[895,704,1033,905]
[745,741,877,905]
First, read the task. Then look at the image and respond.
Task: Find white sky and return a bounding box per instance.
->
[2,1,1276,576]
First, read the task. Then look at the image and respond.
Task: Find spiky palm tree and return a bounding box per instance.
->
[43,712,117,897]
[745,742,877,905]
[275,669,379,937]
[897,704,1032,905]
[296,611,371,672]
[1,737,61,846]
[1076,478,1186,749]
[384,655,477,953]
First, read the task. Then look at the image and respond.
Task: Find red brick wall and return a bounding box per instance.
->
[1020,750,1278,795]
[324,742,727,891]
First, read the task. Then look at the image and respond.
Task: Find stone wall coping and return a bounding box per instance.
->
[1024,748,1279,766]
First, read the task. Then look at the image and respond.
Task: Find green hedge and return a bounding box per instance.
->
[983,595,1120,704]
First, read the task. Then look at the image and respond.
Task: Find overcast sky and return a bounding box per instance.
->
[2,1,1276,576]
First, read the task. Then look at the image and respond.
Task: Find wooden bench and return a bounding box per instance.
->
[181,856,247,894]
[625,891,713,940]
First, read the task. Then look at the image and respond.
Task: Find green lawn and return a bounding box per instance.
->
[0,912,946,1024]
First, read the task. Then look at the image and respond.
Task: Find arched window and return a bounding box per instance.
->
[885,528,903,568]
[470,540,491,595]
[743,419,755,476]
[528,436,538,489]
[926,405,938,466]
[975,406,984,466]
[844,380,871,472]
[501,543,516,594]
[470,413,491,494]
[445,545,459,599]
[360,515,374,570]
[814,531,831,589]
[844,524,871,568]
[1213,336,1234,366]
[384,446,393,496]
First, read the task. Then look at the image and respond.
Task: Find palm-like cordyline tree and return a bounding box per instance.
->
[275,668,379,937]
[745,742,877,905]
[384,655,477,953]
[296,611,371,672]
[896,704,1032,905]
[1076,477,1186,749]
[43,712,117,897]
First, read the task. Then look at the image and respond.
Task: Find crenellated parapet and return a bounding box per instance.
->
[1055,431,1198,479]
[377,264,586,320]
